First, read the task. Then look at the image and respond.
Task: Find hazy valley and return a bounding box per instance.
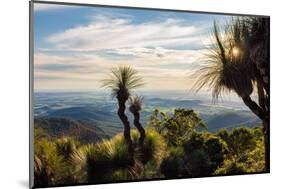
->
[34,91,261,138]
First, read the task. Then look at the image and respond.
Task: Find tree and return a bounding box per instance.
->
[160,147,185,177]
[183,132,228,176]
[217,127,256,160]
[129,95,146,146]
[247,17,269,171]
[149,108,206,146]
[101,66,144,160]
[193,17,269,171]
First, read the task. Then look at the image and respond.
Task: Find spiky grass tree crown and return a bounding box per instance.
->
[101,66,145,100]
[193,19,255,100]
[129,95,143,113]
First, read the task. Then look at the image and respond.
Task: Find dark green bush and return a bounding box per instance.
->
[214,160,246,175]
[184,149,214,176]
[183,132,227,176]
[160,147,184,177]
[217,127,257,159]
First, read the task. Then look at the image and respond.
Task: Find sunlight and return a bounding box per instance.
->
[232,47,239,57]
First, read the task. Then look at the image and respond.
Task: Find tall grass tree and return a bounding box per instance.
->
[101,66,144,160]
[193,18,269,171]
[129,95,146,146]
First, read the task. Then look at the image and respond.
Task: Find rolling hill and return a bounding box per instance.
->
[34,117,109,144]
[34,92,262,137]
[205,111,261,132]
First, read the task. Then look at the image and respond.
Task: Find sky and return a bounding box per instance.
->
[33,2,234,93]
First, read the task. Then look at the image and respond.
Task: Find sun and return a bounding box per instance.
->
[232,47,239,57]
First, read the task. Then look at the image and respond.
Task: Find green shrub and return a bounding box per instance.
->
[252,127,264,141]
[205,136,227,167]
[79,142,115,182]
[214,159,247,175]
[184,149,214,176]
[55,137,79,160]
[34,124,264,184]
[243,140,265,172]
[111,169,133,181]
[137,128,167,164]
[217,127,257,159]
[71,129,167,183]
[34,138,67,187]
[111,160,144,181]
[160,147,184,177]
[183,132,227,176]
[215,127,265,174]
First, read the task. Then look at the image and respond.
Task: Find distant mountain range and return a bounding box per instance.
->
[204,111,261,132]
[34,92,262,139]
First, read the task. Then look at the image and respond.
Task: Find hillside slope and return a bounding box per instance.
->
[206,111,261,132]
[34,117,109,144]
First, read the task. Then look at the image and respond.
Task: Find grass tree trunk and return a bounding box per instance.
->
[242,95,269,172]
[263,118,270,172]
[133,111,146,146]
[117,100,134,162]
[257,82,270,172]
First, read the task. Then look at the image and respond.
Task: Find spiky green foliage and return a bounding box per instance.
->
[55,137,79,160]
[134,129,167,164]
[101,66,145,99]
[70,129,167,183]
[105,129,167,165]
[129,95,146,145]
[79,142,115,182]
[34,138,67,187]
[246,17,269,92]
[192,17,269,170]
[34,125,265,185]
[194,20,254,100]
[34,128,48,141]
[101,66,145,159]
[129,95,143,113]
[73,136,134,183]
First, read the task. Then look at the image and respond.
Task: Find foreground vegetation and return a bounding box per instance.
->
[34,108,265,187]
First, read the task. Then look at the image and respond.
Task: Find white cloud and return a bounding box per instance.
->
[34,47,207,91]
[46,15,210,52]
[34,3,74,12]
[35,14,215,91]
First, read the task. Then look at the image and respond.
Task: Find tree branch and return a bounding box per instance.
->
[242,96,266,121]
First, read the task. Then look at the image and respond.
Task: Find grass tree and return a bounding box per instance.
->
[193,18,269,171]
[101,66,144,160]
[129,95,146,146]
[246,17,269,171]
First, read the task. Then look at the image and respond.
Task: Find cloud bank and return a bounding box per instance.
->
[34,12,217,92]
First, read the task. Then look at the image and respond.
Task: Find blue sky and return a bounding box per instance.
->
[34,2,233,92]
